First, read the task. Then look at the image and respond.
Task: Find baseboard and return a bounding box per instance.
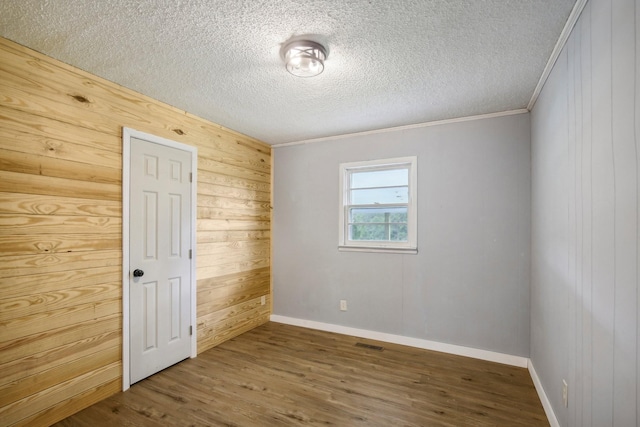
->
[270,315,528,368]
[528,360,560,427]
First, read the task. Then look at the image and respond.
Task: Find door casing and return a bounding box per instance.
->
[122,127,197,391]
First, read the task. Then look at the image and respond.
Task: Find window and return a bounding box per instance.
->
[339,156,417,253]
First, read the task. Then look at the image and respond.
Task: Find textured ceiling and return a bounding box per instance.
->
[0,0,576,145]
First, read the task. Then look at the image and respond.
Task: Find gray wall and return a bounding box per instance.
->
[530,0,639,425]
[273,113,531,357]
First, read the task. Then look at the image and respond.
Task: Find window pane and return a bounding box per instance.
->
[349,207,407,224]
[351,168,408,189]
[389,224,408,241]
[350,186,408,204]
[349,223,387,241]
[349,223,408,242]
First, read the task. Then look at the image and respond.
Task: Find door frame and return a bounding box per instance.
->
[122,127,198,391]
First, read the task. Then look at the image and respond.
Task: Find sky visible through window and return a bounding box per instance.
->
[348,168,409,242]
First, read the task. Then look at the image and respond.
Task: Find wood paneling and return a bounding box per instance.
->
[0,249,121,278]
[197,267,270,313]
[0,192,121,217]
[0,170,121,200]
[198,156,270,183]
[196,301,271,351]
[0,35,270,426]
[196,229,270,244]
[0,128,121,169]
[198,169,270,191]
[197,257,270,279]
[0,234,121,256]
[0,344,120,407]
[197,181,270,201]
[2,363,121,426]
[55,323,549,427]
[0,315,119,365]
[0,214,120,234]
[0,267,120,300]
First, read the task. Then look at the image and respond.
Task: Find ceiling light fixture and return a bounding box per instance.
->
[283,40,327,77]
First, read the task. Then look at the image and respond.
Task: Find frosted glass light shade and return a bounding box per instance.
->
[284,40,327,77]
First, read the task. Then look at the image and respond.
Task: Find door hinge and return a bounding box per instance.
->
[189,172,193,183]
[189,249,192,259]
[189,325,193,336]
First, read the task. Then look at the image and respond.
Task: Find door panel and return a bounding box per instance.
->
[143,281,157,351]
[169,277,181,340]
[169,194,181,256]
[143,191,158,259]
[130,137,192,384]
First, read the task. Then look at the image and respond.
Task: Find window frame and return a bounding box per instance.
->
[338,156,418,254]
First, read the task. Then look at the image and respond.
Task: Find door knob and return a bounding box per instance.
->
[133,269,144,277]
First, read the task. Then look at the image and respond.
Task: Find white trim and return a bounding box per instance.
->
[122,131,131,392]
[273,109,529,148]
[338,246,418,254]
[270,315,528,368]
[528,359,560,427]
[121,127,198,391]
[527,0,588,110]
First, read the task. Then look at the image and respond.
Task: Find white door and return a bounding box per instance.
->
[129,137,193,384]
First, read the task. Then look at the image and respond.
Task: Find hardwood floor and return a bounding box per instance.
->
[55,322,548,426]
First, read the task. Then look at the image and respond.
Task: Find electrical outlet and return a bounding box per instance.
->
[562,379,568,407]
[340,300,347,311]
[260,295,266,306]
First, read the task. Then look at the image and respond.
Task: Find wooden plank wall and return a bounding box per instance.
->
[0,37,271,426]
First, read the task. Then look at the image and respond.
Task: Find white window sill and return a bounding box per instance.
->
[338,245,418,255]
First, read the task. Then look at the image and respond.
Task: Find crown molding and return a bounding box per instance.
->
[273,109,529,148]
[527,0,588,110]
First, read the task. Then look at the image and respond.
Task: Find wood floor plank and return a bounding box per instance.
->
[55,323,548,426]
